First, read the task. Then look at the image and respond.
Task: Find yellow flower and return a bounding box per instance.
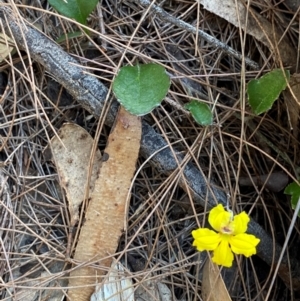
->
[192,204,260,267]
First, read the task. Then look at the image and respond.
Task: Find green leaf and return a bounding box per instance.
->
[247,69,290,115]
[112,63,170,116]
[284,181,300,216]
[48,0,98,25]
[184,100,213,126]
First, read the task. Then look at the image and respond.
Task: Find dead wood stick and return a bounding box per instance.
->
[1,6,299,289]
[131,0,260,69]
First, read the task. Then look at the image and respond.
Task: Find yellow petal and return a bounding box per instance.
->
[208,204,231,232]
[232,211,250,235]
[230,233,260,257]
[212,237,234,267]
[192,228,221,251]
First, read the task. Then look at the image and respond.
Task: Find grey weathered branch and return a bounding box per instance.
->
[1,4,299,289]
[131,0,260,69]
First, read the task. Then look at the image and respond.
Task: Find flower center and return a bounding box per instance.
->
[220,222,234,235]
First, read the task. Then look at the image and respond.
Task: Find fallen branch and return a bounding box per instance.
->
[131,0,260,69]
[1,4,299,289]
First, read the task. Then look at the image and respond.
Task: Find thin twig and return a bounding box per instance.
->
[132,0,260,69]
[96,1,107,51]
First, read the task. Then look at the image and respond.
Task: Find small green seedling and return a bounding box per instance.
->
[113,63,213,126]
[184,100,213,126]
[48,0,98,25]
[284,181,300,217]
[247,69,290,115]
[112,63,170,116]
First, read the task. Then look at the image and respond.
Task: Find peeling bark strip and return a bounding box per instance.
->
[68,107,141,301]
[1,5,300,289]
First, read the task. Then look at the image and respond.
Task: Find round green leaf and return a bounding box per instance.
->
[48,0,98,25]
[184,100,213,126]
[284,181,300,216]
[247,69,290,115]
[112,63,170,116]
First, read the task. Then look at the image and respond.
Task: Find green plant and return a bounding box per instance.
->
[246,69,297,215]
[112,63,214,127]
[112,63,170,116]
[284,181,300,217]
[184,100,213,126]
[48,0,98,25]
[247,69,290,115]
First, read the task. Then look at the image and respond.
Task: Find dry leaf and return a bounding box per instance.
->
[202,260,232,301]
[199,0,296,68]
[50,123,102,227]
[90,260,134,301]
[68,106,141,301]
[0,33,14,62]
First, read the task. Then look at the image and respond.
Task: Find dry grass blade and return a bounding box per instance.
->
[68,107,141,301]
[0,170,13,280]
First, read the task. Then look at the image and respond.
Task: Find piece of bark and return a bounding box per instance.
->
[68,107,141,301]
[1,5,300,289]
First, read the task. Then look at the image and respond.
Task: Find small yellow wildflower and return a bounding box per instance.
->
[192,204,260,267]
